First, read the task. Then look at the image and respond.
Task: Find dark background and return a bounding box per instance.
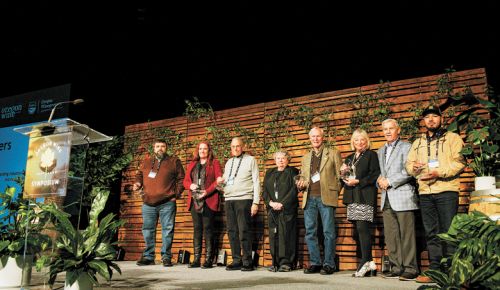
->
[2,1,499,136]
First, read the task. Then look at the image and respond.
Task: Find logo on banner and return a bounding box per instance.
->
[24,133,72,198]
[1,104,22,120]
[39,147,57,172]
[28,101,38,114]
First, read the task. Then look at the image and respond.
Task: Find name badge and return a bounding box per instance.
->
[227,177,235,185]
[311,172,320,183]
[428,159,439,169]
[148,171,157,178]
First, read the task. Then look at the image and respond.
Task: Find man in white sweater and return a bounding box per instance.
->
[218,137,260,271]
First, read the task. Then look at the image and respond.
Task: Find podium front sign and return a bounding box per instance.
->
[23,132,72,198]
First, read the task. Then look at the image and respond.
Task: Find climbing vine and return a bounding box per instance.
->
[263,103,297,157]
[348,81,393,134]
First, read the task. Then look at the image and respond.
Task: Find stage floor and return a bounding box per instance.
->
[26,261,429,289]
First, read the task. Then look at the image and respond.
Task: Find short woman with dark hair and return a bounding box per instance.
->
[262,150,299,272]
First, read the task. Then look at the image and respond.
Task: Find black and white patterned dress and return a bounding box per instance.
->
[347,203,374,222]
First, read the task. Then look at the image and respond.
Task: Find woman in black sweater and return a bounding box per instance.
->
[262,150,299,272]
[341,129,380,277]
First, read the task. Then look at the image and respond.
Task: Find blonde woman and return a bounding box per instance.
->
[340,129,380,277]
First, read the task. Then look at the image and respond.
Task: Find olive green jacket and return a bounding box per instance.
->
[300,146,343,208]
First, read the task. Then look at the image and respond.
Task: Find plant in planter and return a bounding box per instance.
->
[43,188,125,288]
[445,86,500,188]
[417,211,500,289]
[0,186,52,287]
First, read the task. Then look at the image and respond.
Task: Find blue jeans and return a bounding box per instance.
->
[142,201,176,260]
[419,191,458,270]
[304,196,336,267]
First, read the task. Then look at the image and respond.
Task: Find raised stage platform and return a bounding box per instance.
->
[25,261,431,289]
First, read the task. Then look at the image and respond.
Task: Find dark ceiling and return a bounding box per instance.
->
[2,1,499,135]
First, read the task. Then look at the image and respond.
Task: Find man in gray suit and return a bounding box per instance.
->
[377,119,419,281]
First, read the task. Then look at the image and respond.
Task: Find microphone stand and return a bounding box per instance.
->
[41,99,84,135]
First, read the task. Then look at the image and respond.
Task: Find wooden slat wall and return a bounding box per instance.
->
[118,68,487,271]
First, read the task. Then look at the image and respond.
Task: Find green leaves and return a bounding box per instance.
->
[446,84,500,177]
[47,188,123,287]
[0,186,53,258]
[70,135,134,206]
[429,212,500,289]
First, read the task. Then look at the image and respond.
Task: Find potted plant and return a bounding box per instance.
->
[0,186,52,288]
[417,211,500,289]
[445,86,500,190]
[43,187,125,289]
[461,126,499,190]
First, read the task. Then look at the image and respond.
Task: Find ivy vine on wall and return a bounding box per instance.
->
[347,81,393,135]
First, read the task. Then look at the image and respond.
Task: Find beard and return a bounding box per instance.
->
[155,151,165,159]
[427,126,440,133]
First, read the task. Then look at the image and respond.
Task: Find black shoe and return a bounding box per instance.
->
[188,260,201,268]
[225,263,242,271]
[268,266,278,272]
[162,258,173,267]
[136,257,155,266]
[399,272,418,281]
[241,264,254,271]
[278,265,291,272]
[320,265,335,275]
[304,265,322,274]
[202,260,213,269]
[383,272,401,279]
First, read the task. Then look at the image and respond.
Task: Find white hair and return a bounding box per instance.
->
[381,118,399,128]
[308,127,324,137]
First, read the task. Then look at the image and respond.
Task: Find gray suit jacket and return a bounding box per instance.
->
[377,140,418,211]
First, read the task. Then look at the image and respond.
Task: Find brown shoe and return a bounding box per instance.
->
[416,275,433,283]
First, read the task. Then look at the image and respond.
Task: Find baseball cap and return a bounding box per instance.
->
[422,105,442,117]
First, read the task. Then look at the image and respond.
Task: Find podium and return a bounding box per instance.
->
[7,118,112,288]
[14,118,112,198]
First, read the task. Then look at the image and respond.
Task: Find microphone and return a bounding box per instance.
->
[47,99,84,123]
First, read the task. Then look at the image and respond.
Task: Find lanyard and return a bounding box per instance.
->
[309,150,323,174]
[384,139,400,163]
[150,158,162,172]
[273,170,284,199]
[426,133,440,159]
[350,150,365,168]
[228,155,244,179]
[195,162,205,186]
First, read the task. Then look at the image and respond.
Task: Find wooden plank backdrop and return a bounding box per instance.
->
[118,68,487,271]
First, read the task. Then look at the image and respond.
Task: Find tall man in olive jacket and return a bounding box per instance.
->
[405,106,465,283]
[297,127,342,275]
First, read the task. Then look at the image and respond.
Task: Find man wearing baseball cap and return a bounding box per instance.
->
[405,105,466,283]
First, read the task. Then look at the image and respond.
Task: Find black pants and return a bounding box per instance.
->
[269,210,297,267]
[419,191,458,270]
[190,202,215,250]
[355,220,373,270]
[225,199,253,266]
